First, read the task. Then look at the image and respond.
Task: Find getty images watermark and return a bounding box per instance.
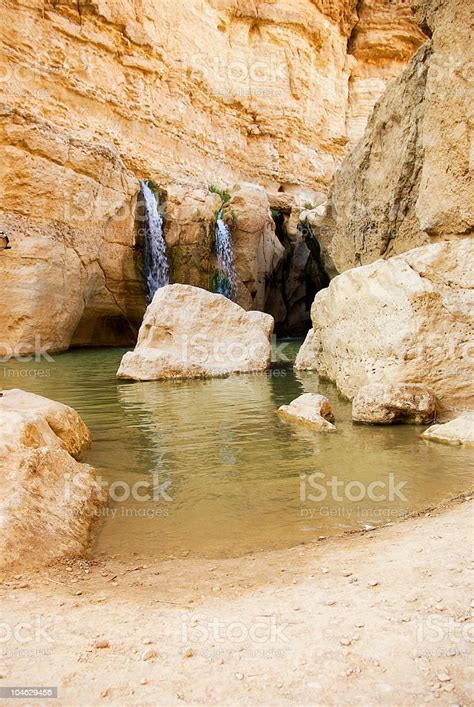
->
[299,472,408,520]
[180,613,289,660]
[64,470,173,519]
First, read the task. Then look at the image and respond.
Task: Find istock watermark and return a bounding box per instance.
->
[0,336,54,364]
[0,615,54,659]
[300,472,408,503]
[415,615,473,658]
[180,613,289,659]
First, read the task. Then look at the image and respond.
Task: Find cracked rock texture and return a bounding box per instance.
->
[295,240,474,410]
[306,0,473,273]
[0,0,422,352]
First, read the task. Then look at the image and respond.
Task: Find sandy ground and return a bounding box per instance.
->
[1,498,473,706]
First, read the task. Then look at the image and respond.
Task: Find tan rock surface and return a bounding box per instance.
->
[308,0,473,273]
[0,112,146,354]
[295,240,474,409]
[164,186,222,292]
[0,0,422,353]
[352,383,437,425]
[278,392,336,431]
[0,389,103,569]
[225,183,285,310]
[117,284,274,380]
[0,0,422,192]
[422,414,474,446]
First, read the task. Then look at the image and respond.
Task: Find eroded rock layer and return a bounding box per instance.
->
[306,0,473,273]
[0,0,423,352]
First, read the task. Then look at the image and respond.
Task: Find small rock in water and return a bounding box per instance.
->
[235,672,244,680]
[183,647,193,658]
[367,580,379,587]
[142,637,152,645]
[95,639,110,649]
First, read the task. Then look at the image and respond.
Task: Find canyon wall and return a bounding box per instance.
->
[305,0,473,273]
[0,0,423,352]
[297,0,474,409]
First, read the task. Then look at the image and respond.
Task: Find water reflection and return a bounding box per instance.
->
[0,347,471,559]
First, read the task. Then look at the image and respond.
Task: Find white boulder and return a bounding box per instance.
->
[295,241,474,409]
[0,389,104,569]
[117,284,274,380]
[278,393,336,432]
[422,414,474,446]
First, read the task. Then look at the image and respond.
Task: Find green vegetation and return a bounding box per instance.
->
[144,178,161,193]
[303,201,315,210]
[210,268,232,298]
[209,184,231,204]
[270,207,282,219]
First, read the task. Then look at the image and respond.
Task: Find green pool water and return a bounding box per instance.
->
[1,343,471,559]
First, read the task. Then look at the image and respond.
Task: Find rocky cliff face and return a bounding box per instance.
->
[305,0,473,273]
[296,240,474,410]
[0,0,423,352]
[296,0,473,409]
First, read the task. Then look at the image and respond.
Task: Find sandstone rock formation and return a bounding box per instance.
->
[117,284,274,380]
[0,0,423,192]
[304,0,472,273]
[0,389,104,569]
[278,393,336,431]
[0,0,423,353]
[346,0,427,144]
[223,183,285,311]
[352,383,437,425]
[422,414,474,446]
[0,115,146,354]
[295,240,474,410]
[163,186,222,292]
[164,183,326,336]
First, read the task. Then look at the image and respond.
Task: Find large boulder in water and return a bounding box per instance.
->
[117,284,274,380]
[0,389,104,570]
[295,240,474,410]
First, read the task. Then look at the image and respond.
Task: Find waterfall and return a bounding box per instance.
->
[140,180,169,301]
[214,209,235,300]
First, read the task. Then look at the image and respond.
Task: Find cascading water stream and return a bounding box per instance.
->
[214,209,235,300]
[140,180,170,301]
